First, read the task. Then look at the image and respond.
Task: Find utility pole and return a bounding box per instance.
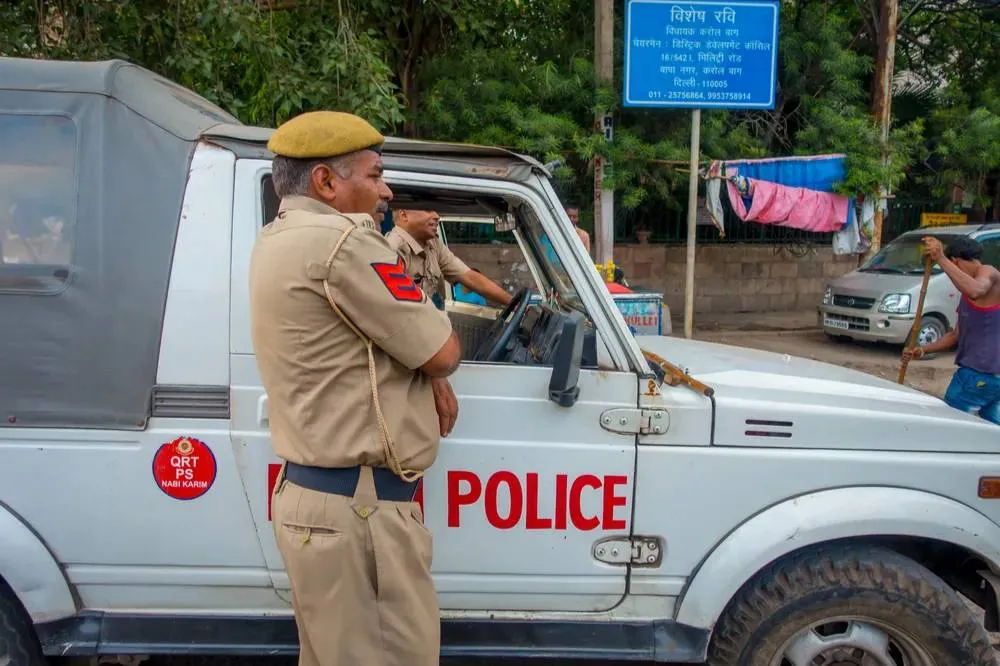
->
[865,0,899,261]
[683,110,701,339]
[594,0,614,267]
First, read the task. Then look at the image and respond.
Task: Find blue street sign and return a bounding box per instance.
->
[623,0,781,109]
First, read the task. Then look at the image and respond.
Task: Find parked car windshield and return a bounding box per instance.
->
[860,233,964,275]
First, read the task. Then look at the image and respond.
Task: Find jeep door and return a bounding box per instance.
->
[229,157,642,613]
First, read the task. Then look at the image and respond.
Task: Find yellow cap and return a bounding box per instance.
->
[267,111,384,159]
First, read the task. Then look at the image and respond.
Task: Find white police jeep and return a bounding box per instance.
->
[2,57,999,666]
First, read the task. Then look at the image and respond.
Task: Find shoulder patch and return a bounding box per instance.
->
[372,258,424,302]
[340,212,377,231]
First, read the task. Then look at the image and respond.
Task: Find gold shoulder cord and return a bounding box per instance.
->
[320,225,423,483]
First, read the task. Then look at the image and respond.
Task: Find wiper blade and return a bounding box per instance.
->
[860,267,903,274]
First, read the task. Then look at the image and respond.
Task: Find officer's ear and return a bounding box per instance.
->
[310,163,339,204]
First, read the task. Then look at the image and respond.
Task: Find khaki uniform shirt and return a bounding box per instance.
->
[385,226,470,303]
[248,196,453,472]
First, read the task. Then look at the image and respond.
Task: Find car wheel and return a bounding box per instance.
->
[706,543,994,666]
[916,316,947,347]
[0,580,44,666]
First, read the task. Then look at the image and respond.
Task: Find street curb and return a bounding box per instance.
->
[673,318,822,334]
[695,325,821,333]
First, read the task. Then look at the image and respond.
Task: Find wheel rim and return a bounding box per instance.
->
[769,617,936,666]
[917,322,942,346]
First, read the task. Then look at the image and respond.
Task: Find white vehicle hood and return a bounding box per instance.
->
[827,269,925,297]
[636,335,999,453]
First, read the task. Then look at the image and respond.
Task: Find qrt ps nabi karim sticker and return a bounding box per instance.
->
[152,437,218,500]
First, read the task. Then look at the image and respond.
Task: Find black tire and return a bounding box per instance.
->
[0,579,44,666]
[707,543,995,666]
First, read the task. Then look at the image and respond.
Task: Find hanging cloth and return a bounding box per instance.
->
[726,178,851,233]
[833,199,862,255]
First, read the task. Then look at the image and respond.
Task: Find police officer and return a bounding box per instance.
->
[248,110,462,666]
[386,208,512,309]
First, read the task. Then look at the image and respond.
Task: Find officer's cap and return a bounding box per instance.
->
[267,111,384,159]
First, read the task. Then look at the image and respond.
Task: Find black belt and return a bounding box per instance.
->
[284,462,419,502]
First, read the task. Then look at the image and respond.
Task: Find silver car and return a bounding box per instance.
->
[818,223,1000,345]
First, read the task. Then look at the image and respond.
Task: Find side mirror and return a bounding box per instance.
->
[548,311,585,407]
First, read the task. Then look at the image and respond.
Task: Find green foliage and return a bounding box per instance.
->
[795,103,925,197]
[0,0,404,129]
[3,0,1000,226]
[731,0,926,197]
[922,87,1000,206]
[165,1,404,128]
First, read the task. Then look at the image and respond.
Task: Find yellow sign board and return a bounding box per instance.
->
[920,212,967,228]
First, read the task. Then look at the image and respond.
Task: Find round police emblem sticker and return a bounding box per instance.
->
[152,437,218,500]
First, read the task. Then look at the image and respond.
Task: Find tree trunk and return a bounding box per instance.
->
[398,0,425,138]
[863,0,898,262]
[993,178,1000,221]
[401,59,418,138]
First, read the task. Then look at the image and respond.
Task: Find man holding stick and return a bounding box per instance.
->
[902,236,1000,425]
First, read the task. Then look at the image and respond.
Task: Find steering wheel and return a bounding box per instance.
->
[473,287,533,362]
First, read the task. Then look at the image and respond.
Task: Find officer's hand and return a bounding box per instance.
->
[431,377,458,437]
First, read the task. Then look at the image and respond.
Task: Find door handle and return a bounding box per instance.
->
[257,395,269,427]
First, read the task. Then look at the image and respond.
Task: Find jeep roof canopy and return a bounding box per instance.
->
[0,57,545,431]
[0,57,227,430]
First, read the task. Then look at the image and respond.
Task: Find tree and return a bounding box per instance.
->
[0,0,404,129]
[3,0,1000,233]
[347,0,508,136]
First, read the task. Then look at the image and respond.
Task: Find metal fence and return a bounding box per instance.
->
[884,199,942,243]
[611,203,836,245]
[440,221,514,245]
[442,198,942,247]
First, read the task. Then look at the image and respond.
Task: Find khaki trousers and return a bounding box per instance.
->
[272,465,440,666]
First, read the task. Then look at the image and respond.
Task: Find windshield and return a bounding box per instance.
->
[517,206,587,314]
[860,233,963,274]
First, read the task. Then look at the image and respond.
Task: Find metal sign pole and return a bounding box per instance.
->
[595,0,615,267]
[623,0,780,338]
[684,109,701,339]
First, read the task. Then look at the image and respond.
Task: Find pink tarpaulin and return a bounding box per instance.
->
[726,178,850,233]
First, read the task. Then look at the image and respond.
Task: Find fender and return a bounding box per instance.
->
[674,486,1000,630]
[0,503,77,622]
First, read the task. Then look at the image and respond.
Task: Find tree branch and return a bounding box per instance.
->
[853,0,877,37]
[898,0,930,30]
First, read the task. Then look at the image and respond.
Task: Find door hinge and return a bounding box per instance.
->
[600,407,669,435]
[592,535,664,567]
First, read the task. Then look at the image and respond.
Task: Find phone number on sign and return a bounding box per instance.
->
[653,91,754,101]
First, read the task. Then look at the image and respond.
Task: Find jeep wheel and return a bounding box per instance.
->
[0,580,44,666]
[707,544,995,666]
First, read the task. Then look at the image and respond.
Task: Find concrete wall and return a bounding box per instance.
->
[450,242,859,314]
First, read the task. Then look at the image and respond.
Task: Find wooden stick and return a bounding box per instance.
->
[898,253,934,385]
[642,349,715,397]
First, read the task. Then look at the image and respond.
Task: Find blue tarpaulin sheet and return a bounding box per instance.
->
[723,154,846,193]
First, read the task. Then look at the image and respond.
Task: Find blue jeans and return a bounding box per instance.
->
[944,366,1000,425]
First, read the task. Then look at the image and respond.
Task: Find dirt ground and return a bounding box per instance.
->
[686,309,958,398]
[695,328,957,396]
